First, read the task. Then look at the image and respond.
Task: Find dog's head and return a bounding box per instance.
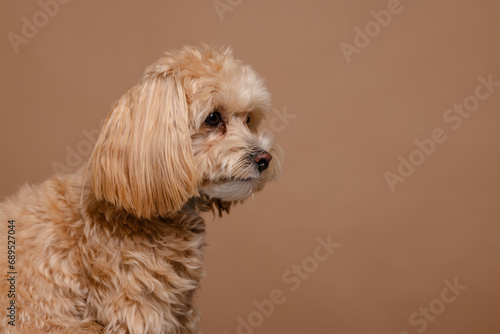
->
[89,46,282,218]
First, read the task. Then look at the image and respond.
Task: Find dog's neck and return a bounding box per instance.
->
[80,192,205,236]
[74,169,231,237]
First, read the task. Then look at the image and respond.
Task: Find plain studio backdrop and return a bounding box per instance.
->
[1,1,500,333]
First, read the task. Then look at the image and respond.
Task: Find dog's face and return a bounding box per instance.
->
[186,50,281,203]
[89,46,282,218]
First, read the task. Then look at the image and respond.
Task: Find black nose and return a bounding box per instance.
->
[253,151,272,172]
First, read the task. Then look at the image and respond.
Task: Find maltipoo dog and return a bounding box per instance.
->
[0,45,282,334]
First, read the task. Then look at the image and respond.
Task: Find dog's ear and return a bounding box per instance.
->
[89,71,200,218]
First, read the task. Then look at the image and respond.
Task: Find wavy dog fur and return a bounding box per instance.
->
[0,45,282,334]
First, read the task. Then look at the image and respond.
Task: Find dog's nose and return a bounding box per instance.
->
[253,151,272,172]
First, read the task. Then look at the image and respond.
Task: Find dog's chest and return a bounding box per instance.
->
[85,217,206,327]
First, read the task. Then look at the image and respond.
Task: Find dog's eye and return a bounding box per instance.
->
[205,111,222,126]
[246,116,250,125]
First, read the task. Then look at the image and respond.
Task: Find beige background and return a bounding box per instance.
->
[1,0,500,333]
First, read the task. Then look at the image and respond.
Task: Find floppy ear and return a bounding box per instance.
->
[89,71,200,218]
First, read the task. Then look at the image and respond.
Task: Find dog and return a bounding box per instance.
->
[0,45,282,334]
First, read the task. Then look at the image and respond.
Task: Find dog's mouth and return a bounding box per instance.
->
[202,175,259,185]
[221,177,255,182]
[198,177,259,202]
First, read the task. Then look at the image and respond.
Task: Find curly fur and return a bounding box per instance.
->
[0,45,282,333]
